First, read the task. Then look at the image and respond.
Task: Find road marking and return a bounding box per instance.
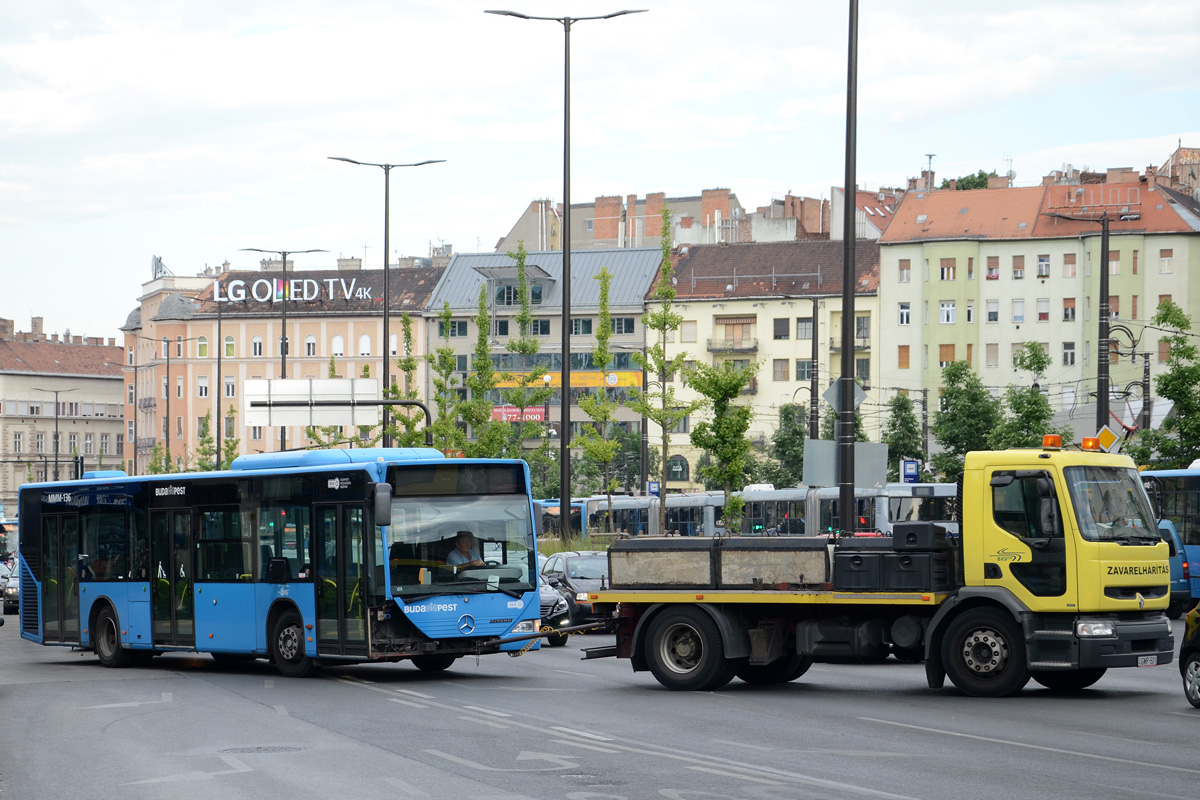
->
[463,705,513,717]
[273,704,289,716]
[862,717,1200,776]
[551,727,612,741]
[396,688,436,699]
[424,749,577,772]
[553,739,623,754]
[457,715,509,729]
[383,777,428,796]
[389,698,428,709]
[83,692,172,710]
[123,755,252,785]
[712,739,775,751]
[687,765,783,786]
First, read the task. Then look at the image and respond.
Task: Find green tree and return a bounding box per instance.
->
[145,442,170,474]
[820,400,867,442]
[627,206,703,532]
[195,411,218,471]
[498,242,555,461]
[930,360,1000,478]
[575,268,622,533]
[769,403,808,487]
[987,343,1072,450]
[426,302,466,455]
[880,393,929,481]
[940,169,997,190]
[689,361,757,534]
[220,410,241,469]
[460,284,510,458]
[1125,300,1200,468]
[390,311,428,447]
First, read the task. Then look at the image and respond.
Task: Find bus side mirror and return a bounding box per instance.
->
[374,483,393,527]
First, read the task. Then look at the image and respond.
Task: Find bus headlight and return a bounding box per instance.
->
[512,620,538,634]
[1076,620,1115,637]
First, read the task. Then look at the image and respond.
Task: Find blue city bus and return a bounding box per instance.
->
[1140,469,1200,604]
[16,448,542,676]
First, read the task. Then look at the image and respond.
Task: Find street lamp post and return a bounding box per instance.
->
[241,248,326,452]
[32,387,78,481]
[327,156,445,447]
[486,5,646,551]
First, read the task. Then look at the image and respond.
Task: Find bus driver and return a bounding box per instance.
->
[447,531,485,569]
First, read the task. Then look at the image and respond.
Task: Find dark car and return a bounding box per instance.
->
[0,562,15,615]
[538,573,571,647]
[1181,604,1200,708]
[540,550,611,630]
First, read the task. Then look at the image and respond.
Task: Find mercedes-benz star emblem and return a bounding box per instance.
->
[458,614,476,634]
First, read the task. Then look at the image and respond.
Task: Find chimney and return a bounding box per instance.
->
[31,316,44,334]
[337,257,363,271]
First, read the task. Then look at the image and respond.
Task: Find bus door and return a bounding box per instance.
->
[150,510,194,646]
[314,504,368,656]
[41,513,81,643]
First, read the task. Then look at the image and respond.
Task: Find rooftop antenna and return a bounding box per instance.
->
[362,241,371,265]
[924,154,936,190]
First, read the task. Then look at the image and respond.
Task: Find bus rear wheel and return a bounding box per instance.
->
[412,654,458,672]
[94,606,135,668]
[272,610,316,678]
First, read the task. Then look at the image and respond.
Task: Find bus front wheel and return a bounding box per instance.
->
[412,654,458,672]
[94,606,135,668]
[272,610,316,678]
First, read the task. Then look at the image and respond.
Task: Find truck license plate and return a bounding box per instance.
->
[1137,655,1158,667]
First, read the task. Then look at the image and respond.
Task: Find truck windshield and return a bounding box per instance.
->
[1064,466,1160,543]
[385,494,535,599]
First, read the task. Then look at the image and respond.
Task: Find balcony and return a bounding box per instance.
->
[137,397,157,410]
[829,336,871,352]
[707,338,758,353]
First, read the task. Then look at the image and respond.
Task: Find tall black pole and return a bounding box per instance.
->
[1097,213,1110,432]
[838,0,859,534]
[560,17,572,528]
[165,346,173,467]
[53,400,60,481]
[382,166,392,447]
[809,296,820,438]
[280,251,289,453]
[215,297,223,469]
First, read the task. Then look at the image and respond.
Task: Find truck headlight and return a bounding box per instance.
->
[512,620,538,634]
[1076,620,1115,637]
[576,592,589,603]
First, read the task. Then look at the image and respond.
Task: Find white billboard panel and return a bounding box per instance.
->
[243,378,380,428]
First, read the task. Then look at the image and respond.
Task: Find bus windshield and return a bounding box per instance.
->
[386,493,535,599]
[1065,466,1160,543]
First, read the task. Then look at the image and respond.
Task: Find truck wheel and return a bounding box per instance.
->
[94,606,135,668]
[645,606,735,691]
[1030,668,1106,691]
[736,654,811,685]
[941,608,1030,697]
[1166,600,1185,621]
[1183,653,1200,709]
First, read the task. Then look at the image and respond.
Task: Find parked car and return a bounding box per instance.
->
[1159,520,1194,619]
[1180,604,1200,708]
[2,562,17,615]
[540,550,611,630]
[538,573,571,647]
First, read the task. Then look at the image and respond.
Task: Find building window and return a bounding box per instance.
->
[198,376,209,398]
[176,336,183,358]
[898,259,911,283]
[224,336,235,358]
[1109,295,1120,319]
[455,354,468,372]
[128,383,134,404]
[1037,255,1050,278]
[36,432,45,454]
[898,303,910,326]
[1063,342,1076,366]
[1160,248,1173,273]
[1132,249,1139,275]
[855,358,870,385]
[668,414,690,435]
[585,219,594,232]
[680,321,697,343]
[795,359,813,381]
[938,344,955,368]
[1012,299,1025,324]
[1037,298,1049,322]
[898,345,910,369]
[773,318,789,340]
[986,342,999,368]
[1063,298,1076,322]
[612,317,636,335]
[1012,255,1024,280]
[252,336,263,357]
[967,257,975,280]
[571,318,593,336]
[127,346,134,366]
[306,335,317,356]
[1159,339,1171,363]
[966,301,974,324]
[390,334,398,357]
[795,318,813,339]
[176,377,183,398]
[439,321,468,338]
[278,335,290,356]
[939,301,956,324]
[1109,250,1121,275]
[985,299,999,323]
[100,433,110,455]
[176,417,183,440]
[331,335,345,356]
[772,359,789,381]
[251,426,263,440]
[197,336,208,357]
[530,319,549,336]
[1063,253,1076,278]
[668,455,689,482]
[855,314,870,340]
[986,256,999,280]
[69,433,78,453]
[225,377,236,398]
[12,432,22,454]
[1132,295,1138,320]
[358,334,371,356]
[939,258,956,281]
[161,336,169,358]
[82,433,93,454]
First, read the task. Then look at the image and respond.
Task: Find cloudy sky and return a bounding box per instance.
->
[2,1,1197,341]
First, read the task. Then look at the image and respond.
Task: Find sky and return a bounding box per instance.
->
[2,1,1198,342]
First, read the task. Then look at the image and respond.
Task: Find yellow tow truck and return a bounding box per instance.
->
[585,437,1174,696]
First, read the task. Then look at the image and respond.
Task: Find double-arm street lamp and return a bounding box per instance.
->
[486,6,646,518]
[32,387,77,481]
[240,247,326,452]
[328,156,445,447]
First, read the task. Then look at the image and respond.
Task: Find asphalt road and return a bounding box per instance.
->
[0,616,1195,800]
